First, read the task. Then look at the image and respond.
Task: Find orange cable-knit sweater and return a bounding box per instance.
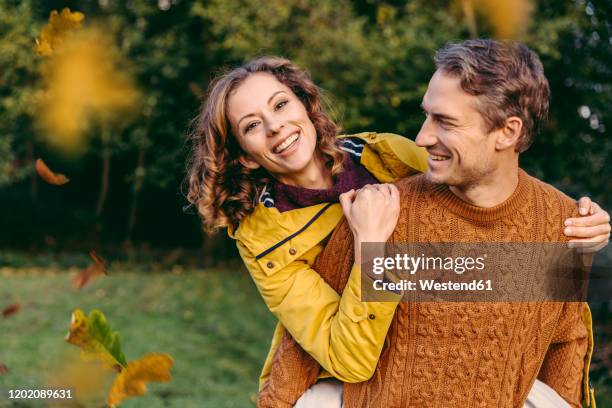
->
[258,170,589,408]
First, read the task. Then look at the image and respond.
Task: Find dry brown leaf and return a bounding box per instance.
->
[2,302,21,318]
[0,363,8,375]
[35,158,70,185]
[72,251,107,289]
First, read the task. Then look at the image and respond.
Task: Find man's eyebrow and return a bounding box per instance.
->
[237,91,287,128]
[421,104,458,123]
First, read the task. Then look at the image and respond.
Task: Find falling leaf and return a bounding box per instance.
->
[35,8,85,56]
[35,158,70,185]
[65,309,127,370]
[107,353,174,408]
[0,363,8,375]
[2,302,21,318]
[72,250,107,289]
[44,349,115,405]
[455,0,533,39]
[477,0,533,39]
[36,27,140,153]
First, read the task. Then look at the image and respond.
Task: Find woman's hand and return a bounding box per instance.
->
[564,197,611,253]
[339,184,400,264]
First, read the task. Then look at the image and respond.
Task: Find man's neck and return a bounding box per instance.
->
[449,165,520,208]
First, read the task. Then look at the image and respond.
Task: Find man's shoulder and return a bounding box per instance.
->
[523,171,579,218]
[394,174,428,201]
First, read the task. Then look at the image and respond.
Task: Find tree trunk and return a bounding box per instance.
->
[125,146,145,246]
[26,140,37,199]
[96,141,111,217]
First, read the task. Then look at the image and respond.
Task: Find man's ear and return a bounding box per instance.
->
[238,154,261,170]
[495,116,523,151]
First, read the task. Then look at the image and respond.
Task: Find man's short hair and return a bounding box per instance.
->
[435,39,550,152]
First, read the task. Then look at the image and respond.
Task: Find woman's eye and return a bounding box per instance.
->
[244,122,259,133]
[274,100,288,110]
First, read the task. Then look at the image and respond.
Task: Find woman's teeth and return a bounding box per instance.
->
[431,154,449,161]
[274,133,299,153]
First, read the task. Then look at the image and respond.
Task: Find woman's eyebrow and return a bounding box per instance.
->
[237,91,287,128]
[267,90,286,104]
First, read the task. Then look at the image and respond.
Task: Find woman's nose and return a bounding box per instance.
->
[265,117,284,136]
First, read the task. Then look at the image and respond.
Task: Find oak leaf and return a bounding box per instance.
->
[0,363,7,375]
[65,309,127,370]
[35,158,70,185]
[72,250,107,289]
[35,8,85,56]
[107,353,174,407]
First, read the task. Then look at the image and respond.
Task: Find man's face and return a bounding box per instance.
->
[415,70,499,188]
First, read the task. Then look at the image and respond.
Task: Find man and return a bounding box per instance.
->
[259,40,605,407]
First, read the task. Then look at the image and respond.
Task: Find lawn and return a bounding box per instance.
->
[0,265,610,407]
[0,266,277,408]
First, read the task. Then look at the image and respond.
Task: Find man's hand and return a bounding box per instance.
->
[564,197,611,253]
[339,184,400,264]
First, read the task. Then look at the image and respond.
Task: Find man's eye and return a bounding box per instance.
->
[245,122,259,133]
[438,121,452,130]
[275,100,288,110]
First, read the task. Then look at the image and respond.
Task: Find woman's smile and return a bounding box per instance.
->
[272,130,301,155]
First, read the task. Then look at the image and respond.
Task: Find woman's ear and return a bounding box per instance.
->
[238,154,261,170]
[495,116,523,151]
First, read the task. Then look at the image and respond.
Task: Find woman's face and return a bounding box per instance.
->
[227,73,322,187]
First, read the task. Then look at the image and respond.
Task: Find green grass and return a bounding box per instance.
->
[0,267,276,408]
[0,266,610,407]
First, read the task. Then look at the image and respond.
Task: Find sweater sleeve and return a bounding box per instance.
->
[237,239,401,383]
[537,302,589,407]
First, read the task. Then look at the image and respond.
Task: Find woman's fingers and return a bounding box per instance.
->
[339,189,356,217]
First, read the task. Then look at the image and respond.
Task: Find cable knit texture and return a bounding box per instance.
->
[257,170,588,408]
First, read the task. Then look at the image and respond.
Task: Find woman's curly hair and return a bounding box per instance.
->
[186,57,346,233]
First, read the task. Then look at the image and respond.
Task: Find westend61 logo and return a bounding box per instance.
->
[372,254,486,275]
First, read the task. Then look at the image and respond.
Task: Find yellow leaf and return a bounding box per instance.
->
[37,27,140,153]
[476,0,533,39]
[35,8,85,56]
[44,349,115,405]
[107,353,174,407]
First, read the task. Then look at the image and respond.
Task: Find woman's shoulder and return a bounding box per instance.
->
[338,132,429,182]
[229,202,344,268]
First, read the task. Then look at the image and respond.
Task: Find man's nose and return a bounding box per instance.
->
[415,118,436,147]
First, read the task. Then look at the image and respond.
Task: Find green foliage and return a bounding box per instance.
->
[0,0,609,248]
[0,0,41,186]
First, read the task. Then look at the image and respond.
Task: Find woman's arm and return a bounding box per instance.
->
[239,243,399,382]
[239,184,401,383]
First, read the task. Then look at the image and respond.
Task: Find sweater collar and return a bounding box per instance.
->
[431,169,532,222]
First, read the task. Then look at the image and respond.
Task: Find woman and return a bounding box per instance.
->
[186,57,610,406]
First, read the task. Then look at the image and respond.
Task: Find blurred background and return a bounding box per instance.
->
[0,0,610,407]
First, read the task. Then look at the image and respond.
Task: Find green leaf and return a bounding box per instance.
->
[65,308,128,369]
